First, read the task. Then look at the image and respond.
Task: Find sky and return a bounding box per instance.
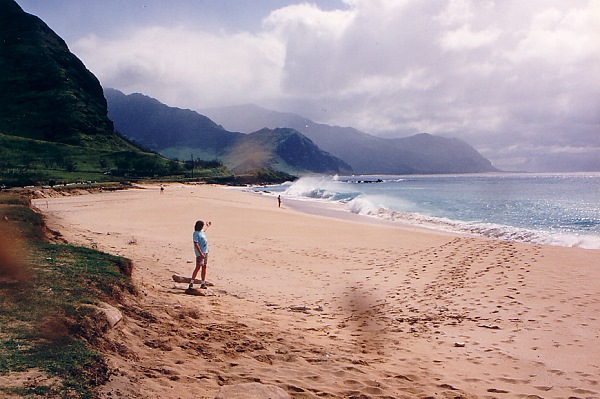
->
[18,0,600,172]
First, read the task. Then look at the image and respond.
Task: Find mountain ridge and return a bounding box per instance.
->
[105,89,351,175]
[201,104,499,174]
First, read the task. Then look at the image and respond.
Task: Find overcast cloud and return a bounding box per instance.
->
[19,0,600,171]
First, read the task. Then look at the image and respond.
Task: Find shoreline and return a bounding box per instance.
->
[246,184,600,251]
[33,183,600,398]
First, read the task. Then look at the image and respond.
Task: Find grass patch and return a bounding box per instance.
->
[0,201,46,242]
[0,133,236,188]
[0,192,135,398]
[0,133,186,187]
[0,338,107,398]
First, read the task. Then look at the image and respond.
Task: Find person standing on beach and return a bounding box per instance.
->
[187,220,211,291]
[278,195,281,208]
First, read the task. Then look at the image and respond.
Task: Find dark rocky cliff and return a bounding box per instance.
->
[0,0,133,150]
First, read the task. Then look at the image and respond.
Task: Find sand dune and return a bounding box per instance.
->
[33,183,600,398]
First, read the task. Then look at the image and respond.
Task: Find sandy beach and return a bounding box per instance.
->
[32,183,600,399]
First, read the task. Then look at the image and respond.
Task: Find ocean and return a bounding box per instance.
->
[251,173,600,250]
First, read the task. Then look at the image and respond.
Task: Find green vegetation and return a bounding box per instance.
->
[0,193,135,398]
[206,168,296,185]
[0,133,231,187]
[0,1,124,149]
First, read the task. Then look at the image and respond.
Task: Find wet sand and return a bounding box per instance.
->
[32,183,600,398]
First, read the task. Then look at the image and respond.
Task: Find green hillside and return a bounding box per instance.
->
[223,128,351,174]
[0,0,131,149]
[0,0,234,186]
[0,133,228,187]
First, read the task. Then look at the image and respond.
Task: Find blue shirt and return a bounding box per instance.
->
[193,230,208,256]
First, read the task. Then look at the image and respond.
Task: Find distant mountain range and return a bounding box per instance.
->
[201,104,499,175]
[106,91,498,175]
[105,89,351,174]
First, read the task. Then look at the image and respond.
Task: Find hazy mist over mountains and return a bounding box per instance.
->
[105,89,351,175]
[201,104,499,174]
[106,89,497,175]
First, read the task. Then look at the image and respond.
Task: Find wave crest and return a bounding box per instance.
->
[283,176,359,202]
[272,175,600,250]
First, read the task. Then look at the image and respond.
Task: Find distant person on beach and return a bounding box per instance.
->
[278,195,281,208]
[160,185,164,194]
[187,220,211,291]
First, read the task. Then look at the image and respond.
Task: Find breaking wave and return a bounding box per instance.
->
[278,175,600,250]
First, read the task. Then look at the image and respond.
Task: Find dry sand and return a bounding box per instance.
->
[32,183,600,399]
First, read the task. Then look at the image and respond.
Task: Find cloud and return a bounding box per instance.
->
[74,26,285,108]
[71,0,600,172]
[483,143,600,172]
[440,24,500,51]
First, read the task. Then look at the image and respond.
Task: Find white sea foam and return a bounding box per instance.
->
[347,194,418,216]
[351,204,600,250]
[282,176,359,202]
[347,196,379,215]
[257,174,600,250]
